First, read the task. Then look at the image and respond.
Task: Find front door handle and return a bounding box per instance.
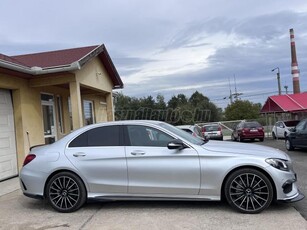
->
[131,150,146,156]
[73,152,86,157]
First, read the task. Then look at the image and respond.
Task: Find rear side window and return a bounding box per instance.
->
[205,125,219,131]
[69,125,120,147]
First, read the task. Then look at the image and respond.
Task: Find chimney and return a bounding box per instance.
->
[290,28,301,94]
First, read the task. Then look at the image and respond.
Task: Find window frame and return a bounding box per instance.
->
[124,125,175,147]
[68,125,124,148]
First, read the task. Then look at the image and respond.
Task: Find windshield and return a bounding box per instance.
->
[158,123,204,145]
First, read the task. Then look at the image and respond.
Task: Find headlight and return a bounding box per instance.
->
[265,158,289,171]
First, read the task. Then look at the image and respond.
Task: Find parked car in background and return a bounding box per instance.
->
[272,120,300,139]
[285,118,307,151]
[201,124,223,140]
[20,120,303,214]
[231,121,264,142]
[177,125,203,139]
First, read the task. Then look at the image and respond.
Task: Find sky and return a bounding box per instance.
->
[1,0,307,109]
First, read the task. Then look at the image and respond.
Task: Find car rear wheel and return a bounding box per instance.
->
[224,168,273,214]
[285,138,294,151]
[259,138,264,142]
[272,132,276,139]
[46,172,86,213]
[238,135,243,142]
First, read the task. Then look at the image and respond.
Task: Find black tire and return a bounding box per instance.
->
[46,172,86,213]
[272,132,276,139]
[238,135,243,142]
[259,138,264,142]
[224,168,273,214]
[285,138,294,151]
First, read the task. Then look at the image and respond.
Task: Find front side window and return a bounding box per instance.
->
[69,125,120,147]
[126,125,174,147]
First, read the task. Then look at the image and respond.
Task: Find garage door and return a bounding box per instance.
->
[0,89,18,181]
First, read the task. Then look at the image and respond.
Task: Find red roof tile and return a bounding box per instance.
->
[261,93,307,113]
[12,45,99,68]
[0,53,30,67]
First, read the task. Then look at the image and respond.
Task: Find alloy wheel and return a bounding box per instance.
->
[225,169,273,214]
[46,172,86,212]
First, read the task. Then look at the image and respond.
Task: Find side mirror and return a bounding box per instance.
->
[167,139,186,150]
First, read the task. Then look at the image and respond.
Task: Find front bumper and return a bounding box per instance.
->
[281,191,304,203]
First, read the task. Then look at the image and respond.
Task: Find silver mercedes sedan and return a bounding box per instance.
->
[20,120,304,213]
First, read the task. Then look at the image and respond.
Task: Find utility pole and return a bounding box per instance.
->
[272,67,281,95]
[228,77,233,104]
[232,75,242,101]
[284,85,288,94]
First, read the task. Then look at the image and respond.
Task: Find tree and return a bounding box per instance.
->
[224,100,261,120]
[114,91,222,124]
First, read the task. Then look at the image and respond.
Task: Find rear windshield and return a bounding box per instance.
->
[243,122,261,128]
[204,125,219,131]
[284,120,300,127]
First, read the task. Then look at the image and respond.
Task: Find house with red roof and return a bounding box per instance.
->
[0,44,123,180]
[261,93,307,115]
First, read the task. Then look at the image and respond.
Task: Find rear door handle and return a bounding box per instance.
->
[131,150,146,156]
[73,152,86,157]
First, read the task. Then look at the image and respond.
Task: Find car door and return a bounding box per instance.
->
[277,122,285,138]
[65,125,127,194]
[124,125,200,195]
[294,120,307,147]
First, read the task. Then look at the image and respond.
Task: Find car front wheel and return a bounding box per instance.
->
[224,168,273,214]
[285,138,294,151]
[46,172,87,213]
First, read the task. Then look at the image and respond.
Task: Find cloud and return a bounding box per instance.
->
[1,0,307,109]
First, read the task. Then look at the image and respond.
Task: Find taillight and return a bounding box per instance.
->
[23,154,36,166]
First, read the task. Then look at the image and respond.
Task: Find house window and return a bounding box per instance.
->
[56,96,64,133]
[83,100,95,125]
[68,97,73,131]
[41,93,57,144]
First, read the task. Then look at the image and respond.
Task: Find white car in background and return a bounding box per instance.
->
[202,124,223,140]
[272,120,300,139]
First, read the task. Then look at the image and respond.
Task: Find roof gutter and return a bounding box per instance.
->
[0,59,81,75]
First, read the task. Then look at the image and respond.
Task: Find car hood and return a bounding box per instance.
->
[201,140,289,160]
